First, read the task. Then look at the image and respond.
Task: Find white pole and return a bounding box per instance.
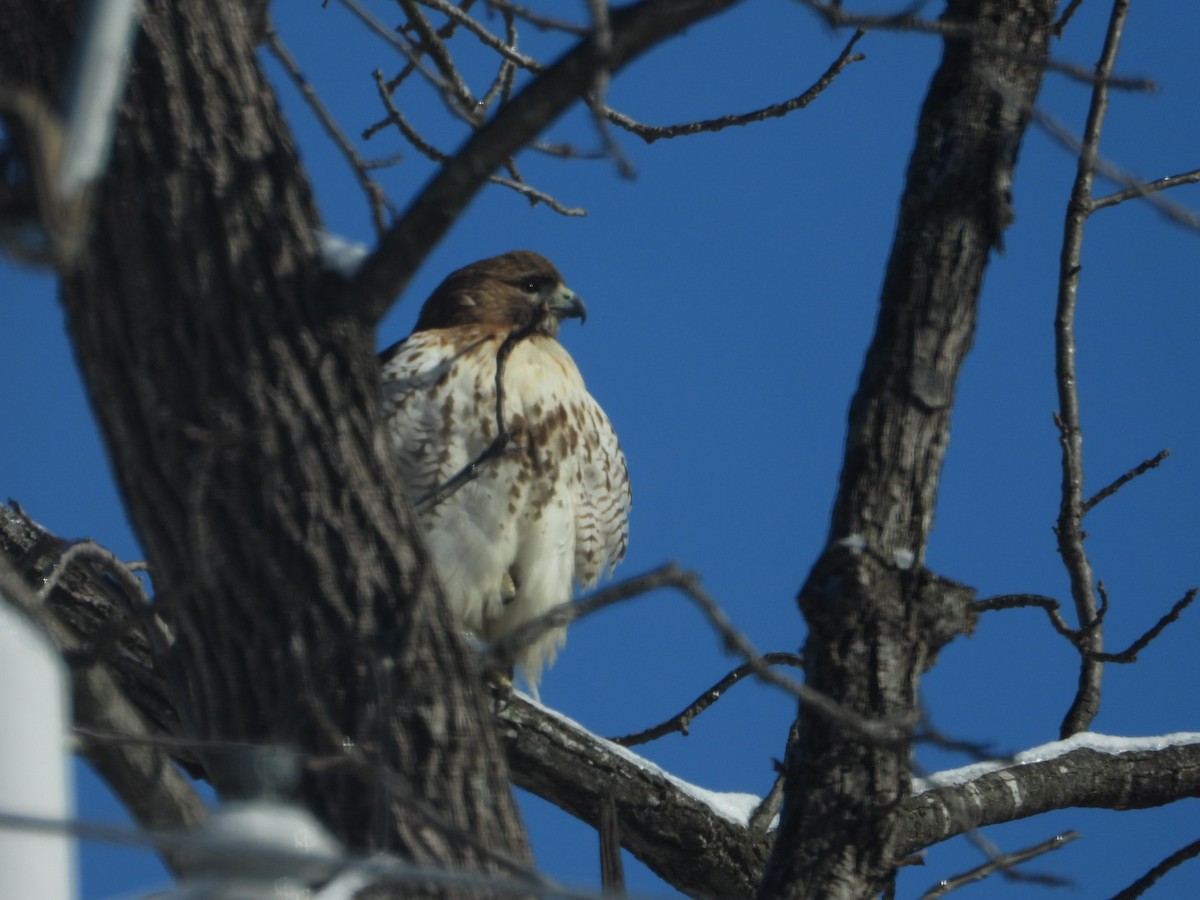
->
[0,598,76,900]
[56,0,142,201]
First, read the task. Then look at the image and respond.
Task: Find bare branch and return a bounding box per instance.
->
[369,69,585,216]
[347,0,743,325]
[1053,0,1086,36]
[900,736,1200,857]
[1090,588,1198,664]
[974,583,1197,667]
[482,0,589,35]
[399,0,479,114]
[488,172,586,214]
[1110,837,1200,900]
[1083,448,1170,513]
[478,7,520,110]
[1024,102,1200,230]
[335,0,456,101]
[1091,168,1200,214]
[919,831,1079,898]
[492,563,914,745]
[972,593,1082,642]
[1054,0,1132,739]
[796,1,1154,90]
[422,0,543,72]
[609,652,804,747]
[607,29,865,144]
[264,29,397,236]
[497,693,768,897]
[582,0,635,178]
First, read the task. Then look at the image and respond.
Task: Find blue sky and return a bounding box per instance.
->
[3,2,1199,897]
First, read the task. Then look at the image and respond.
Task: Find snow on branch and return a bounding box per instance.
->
[900,732,1200,856]
[497,691,770,898]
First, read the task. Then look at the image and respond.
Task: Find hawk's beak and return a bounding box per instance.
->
[551,287,587,325]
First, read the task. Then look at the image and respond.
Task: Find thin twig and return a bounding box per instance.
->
[399,0,479,115]
[422,0,543,71]
[972,593,1079,641]
[796,1,1154,91]
[264,29,396,236]
[370,70,584,216]
[1091,169,1200,214]
[1083,449,1170,513]
[382,0,475,97]
[606,29,865,144]
[973,586,1197,665]
[348,0,747,322]
[1026,104,1200,230]
[482,0,589,35]
[1053,0,1086,37]
[1110,837,1200,900]
[583,0,635,178]
[336,0,455,98]
[920,831,1079,899]
[479,6,521,112]
[490,172,585,215]
[492,563,915,744]
[609,652,804,747]
[1090,588,1198,663]
[1054,0,1132,739]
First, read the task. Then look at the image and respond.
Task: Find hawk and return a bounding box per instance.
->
[381,251,631,690]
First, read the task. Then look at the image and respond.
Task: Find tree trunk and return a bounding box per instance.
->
[759,1,1057,897]
[0,0,531,884]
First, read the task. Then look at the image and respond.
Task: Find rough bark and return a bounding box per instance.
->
[6,501,1200,898]
[0,0,530,884]
[759,2,1058,898]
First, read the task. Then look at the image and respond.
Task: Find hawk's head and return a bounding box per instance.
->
[412,251,587,337]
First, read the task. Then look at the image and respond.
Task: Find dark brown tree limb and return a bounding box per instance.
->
[760,2,1057,897]
[497,693,771,899]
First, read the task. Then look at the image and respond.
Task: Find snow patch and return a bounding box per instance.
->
[833,533,866,553]
[316,231,370,278]
[914,731,1200,794]
[518,693,766,828]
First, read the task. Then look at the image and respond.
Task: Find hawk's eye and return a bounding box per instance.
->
[517,276,548,294]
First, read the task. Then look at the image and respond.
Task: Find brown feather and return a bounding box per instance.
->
[412,250,565,332]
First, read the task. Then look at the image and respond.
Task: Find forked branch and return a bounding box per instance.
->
[1053,0,1131,738]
